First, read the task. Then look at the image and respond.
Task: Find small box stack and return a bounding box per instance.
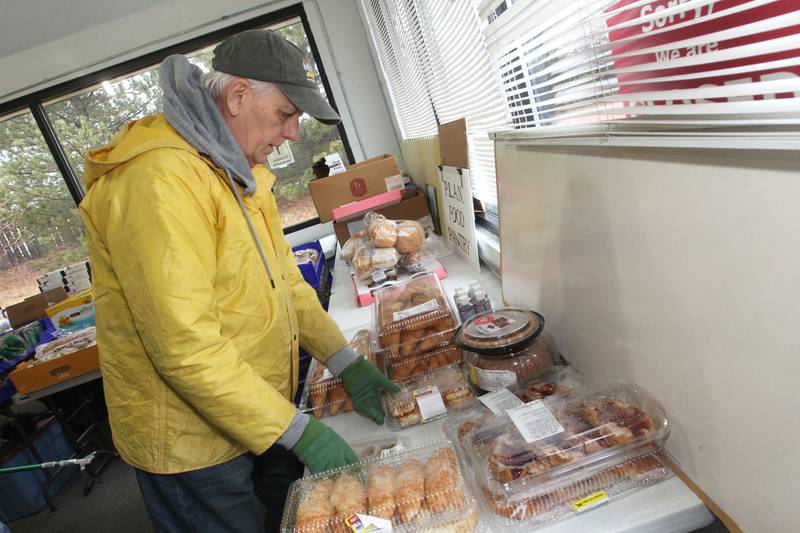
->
[37,261,92,295]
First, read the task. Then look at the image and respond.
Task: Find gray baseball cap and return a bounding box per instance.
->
[212,29,341,125]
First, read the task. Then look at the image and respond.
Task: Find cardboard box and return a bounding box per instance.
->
[10,344,99,395]
[6,288,69,329]
[332,189,402,222]
[308,154,402,223]
[334,189,434,246]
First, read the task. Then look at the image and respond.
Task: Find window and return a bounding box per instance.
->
[364,0,508,215]
[0,111,87,308]
[42,17,347,229]
[484,0,800,142]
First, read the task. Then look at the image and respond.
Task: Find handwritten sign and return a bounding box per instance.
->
[439,166,479,272]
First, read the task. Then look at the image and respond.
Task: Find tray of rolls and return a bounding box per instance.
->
[280,440,483,533]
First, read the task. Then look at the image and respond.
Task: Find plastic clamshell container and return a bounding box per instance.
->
[298,330,372,419]
[478,450,673,530]
[444,366,589,451]
[457,308,557,393]
[280,440,482,533]
[348,434,413,462]
[465,381,669,494]
[382,344,463,382]
[384,364,474,430]
[373,273,459,363]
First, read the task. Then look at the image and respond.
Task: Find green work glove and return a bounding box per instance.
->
[339,357,400,425]
[293,418,358,474]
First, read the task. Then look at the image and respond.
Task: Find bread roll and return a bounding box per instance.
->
[368,219,398,248]
[395,221,424,254]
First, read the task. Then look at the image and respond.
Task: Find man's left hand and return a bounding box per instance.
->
[339,358,400,425]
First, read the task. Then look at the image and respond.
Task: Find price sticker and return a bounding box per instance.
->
[413,386,447,421]
[506,399,565,444]
[572,491,609,513]
[346,513,393,532]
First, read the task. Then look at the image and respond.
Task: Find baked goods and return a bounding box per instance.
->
[374,274,460,377]
[293,248,319,265]
[295,479,335,532]
[423,448,462,513]
[301,330,372,419]
[385,365,474,429]
[367,218,398,248]
[283,444,478,532]
[387,346,462,381]
[395,220,424,254]
[340,230,366,265]
[456,308,555,392]
[367,465,397,520]
[330,474,367,533]
[353,246,400,281]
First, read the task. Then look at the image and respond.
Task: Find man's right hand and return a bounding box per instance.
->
[292,418,357,474]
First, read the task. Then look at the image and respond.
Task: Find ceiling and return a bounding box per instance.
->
[0,0,166,59]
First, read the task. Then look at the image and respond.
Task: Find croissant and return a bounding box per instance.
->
[295,479,335,531]
[395,460,425,523]
[367,465,397,520]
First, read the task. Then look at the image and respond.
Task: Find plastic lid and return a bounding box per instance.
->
[455,308,544,356]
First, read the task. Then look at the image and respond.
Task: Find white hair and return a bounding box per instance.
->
[200,70,277,99]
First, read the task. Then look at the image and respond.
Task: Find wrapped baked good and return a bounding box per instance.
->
[298,330,373,419]
[340,230,366,265]
[374,274,459,367]
[281,441,480,533]
[462,381,672,530]
[384,364,474,430]
[395,220,424,254]
[352,245,400,282]
[365,213,398,248]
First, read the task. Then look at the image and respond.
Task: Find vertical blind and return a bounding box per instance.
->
[363,0,509,212]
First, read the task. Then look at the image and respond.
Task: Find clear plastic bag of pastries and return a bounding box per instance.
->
[280,441,482,533]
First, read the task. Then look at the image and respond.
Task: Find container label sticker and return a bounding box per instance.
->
[346,513,393,532]
[472,366,517,392]
[372,270,388,284]
[473,314,517,336]
[384,174,405,191]
[321,368,334,381]
[413,385,447,421]
[478,387,524,415]
[572,490,609,513]
[506,399,565,443]
[392,299,439,321]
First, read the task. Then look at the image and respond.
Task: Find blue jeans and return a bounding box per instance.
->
[136,445,303,533]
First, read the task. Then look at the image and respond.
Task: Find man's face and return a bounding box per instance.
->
[225,84,302,168]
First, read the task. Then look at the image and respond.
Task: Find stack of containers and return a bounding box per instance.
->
[280,440,483,533]
[298,330,373,419]
[371,274,474,429]
[373,273,461,382]
[37,261,92,294]
[460,381,673,530]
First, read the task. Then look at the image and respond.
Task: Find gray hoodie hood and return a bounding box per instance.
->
[159,54,256,195]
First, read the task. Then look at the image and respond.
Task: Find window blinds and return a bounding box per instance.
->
[363,0,439,139]
[482,0,800,140]
[363,0,509,211]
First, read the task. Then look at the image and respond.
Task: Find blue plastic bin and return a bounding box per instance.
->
[0,419,76,522]
[292,241,325,289]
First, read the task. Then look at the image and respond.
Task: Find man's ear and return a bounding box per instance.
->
[223,78,250,117]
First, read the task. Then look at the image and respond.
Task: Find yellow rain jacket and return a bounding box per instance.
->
[80,114,347,474]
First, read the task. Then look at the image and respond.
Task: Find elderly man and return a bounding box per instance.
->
[80,30,397,532]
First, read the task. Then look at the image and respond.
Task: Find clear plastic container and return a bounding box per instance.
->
[348,435,412,462]
[384,365,474,430]
[478,451,673,530]
[280,440,482,533]
[382,344,463,382]
[373,273,459,363]
[462,381,671,528]
[298,330,373,419]
[444,366,589,451]
[456,308,556,393]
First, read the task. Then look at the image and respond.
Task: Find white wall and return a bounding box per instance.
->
[495,142,800,532]
[0,0,400,162]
